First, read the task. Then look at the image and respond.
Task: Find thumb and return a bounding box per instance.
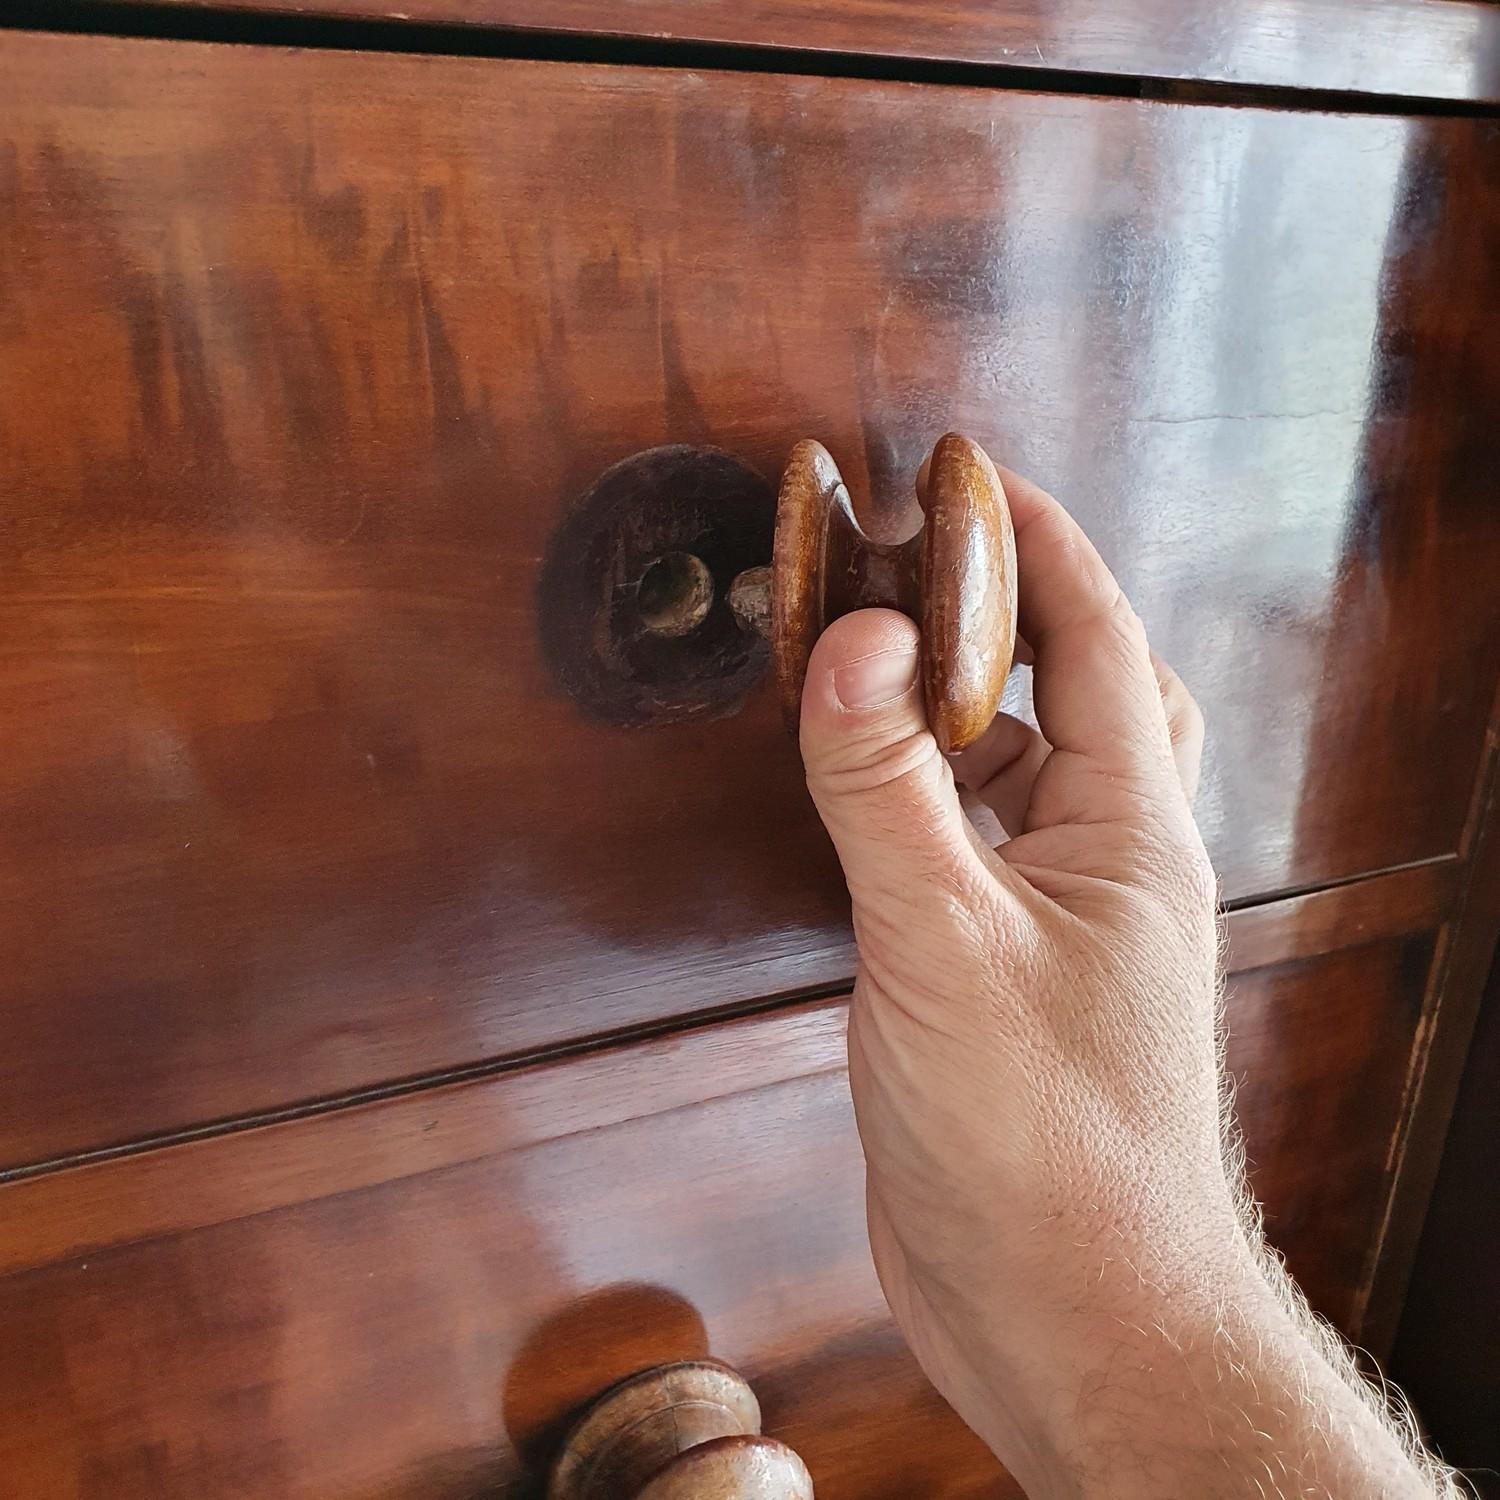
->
[799,609,984,908]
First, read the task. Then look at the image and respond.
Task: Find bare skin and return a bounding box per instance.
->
[798,452,1459,1499]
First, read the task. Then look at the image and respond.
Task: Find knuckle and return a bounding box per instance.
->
[809,723,945,799]
[1169,703,1205,750]
[1121,825,1219,926]
[1094,592,1152,669]
[1168,677,1205,732]
[1107,587,1142,632]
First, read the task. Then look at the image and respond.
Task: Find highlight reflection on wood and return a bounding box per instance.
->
[0,18,1496,1498]
[2,32,1496,1171]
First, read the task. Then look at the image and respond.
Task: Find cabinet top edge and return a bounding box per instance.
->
[38,0,1500,110]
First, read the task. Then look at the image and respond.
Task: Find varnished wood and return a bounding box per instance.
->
[0,873,1441,1277]
[1390,953,1500,1495]
[550,1362,812,1500]
[1362,704,1500,1352]
[0,912,1438,1496]
[131,0,1500,105]
[1226,932,1437,1334]
[917,438,1016,754]
[538,445,774,729]
[1297,98,1500,1352]
[0,1006,1007,1500]
[0,1002,849,1277]
[2,33,1497,1170]
[1222,860,1457,974]
[760,435,1016,752]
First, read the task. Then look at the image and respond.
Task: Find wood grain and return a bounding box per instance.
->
[0,831,1455,1286]
[1390,951,1500,1496]
[1350,181,1500,1352]
[0,1009,1008,1500]
[1362,747,1500,1350]
[0,865,1454,1272]
[765,434,1016,753]
[1223,859,1456,974]
[134,0,1500,106]
[0,1003,850,1276]
[548,1362,813,1500]
[1226,934,1436,1334]
[2,32,1498,1170]
[0,915,1437,1497]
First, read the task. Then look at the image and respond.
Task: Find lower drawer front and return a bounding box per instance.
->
[0,1009,1005,1500]
[3,31,1499,1171]
[1228,935,1430,1331]
[0,896,1437,1499]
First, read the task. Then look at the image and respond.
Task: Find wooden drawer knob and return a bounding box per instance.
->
[549,1360,813,1500]
[730,433,1017,753]
[542,435,1014,743]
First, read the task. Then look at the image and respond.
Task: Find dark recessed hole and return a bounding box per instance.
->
[538,444,773,727]
[637,551,714,637]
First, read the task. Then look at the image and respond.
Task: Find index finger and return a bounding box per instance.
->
[991,461,1175,782]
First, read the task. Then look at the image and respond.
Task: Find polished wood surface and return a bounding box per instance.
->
[1220,859,1455,975]
[0,1005,1006,1500]
[0,903,1438,1498]
[1364,738,1500,1351]
[0,1003,850,1276]
[635,1439,813,1500]
[3,31,1497,1171]
[1391,953,1500,1497]
[0,865,1448,1276]
[1227,935,1434,1334]
[133,0,1500,105]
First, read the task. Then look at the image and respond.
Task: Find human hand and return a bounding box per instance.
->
[798,448,1450,1498]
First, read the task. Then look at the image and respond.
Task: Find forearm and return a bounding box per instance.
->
[954,1218,1455,1500]
[1067,1266,1439,1498]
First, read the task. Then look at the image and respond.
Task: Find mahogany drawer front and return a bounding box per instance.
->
[118,0,1500,105]
[2,31,1499,1168]
[0,1008,1009,1500]
[0,897,1439,1499]
[1225,934,1433,1333]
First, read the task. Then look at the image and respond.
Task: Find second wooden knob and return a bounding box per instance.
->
[549,1360,813,1500]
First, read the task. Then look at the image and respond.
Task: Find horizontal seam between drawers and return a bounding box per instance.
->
[0,850,1459,1188]
[0,977,857,1187]
[1218,852,1458,918]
